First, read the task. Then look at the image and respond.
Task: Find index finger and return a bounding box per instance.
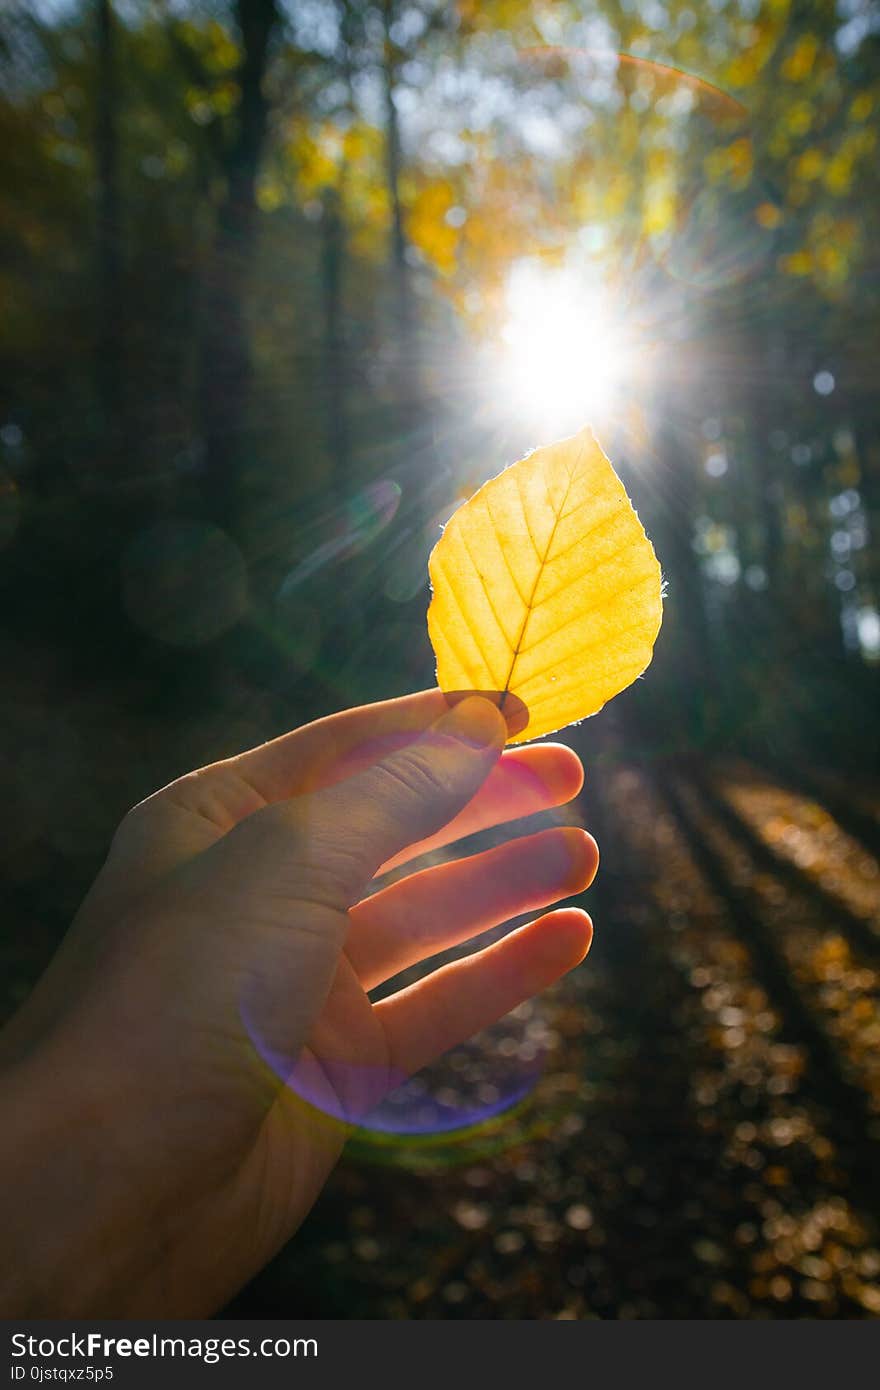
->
[231,690,582,874]
[226,687,529,804]
[228,689,581,875]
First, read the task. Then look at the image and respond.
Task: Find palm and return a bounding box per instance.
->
[232,953,389,1268]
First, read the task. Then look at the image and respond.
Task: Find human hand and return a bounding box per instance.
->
[0,689,597,1316]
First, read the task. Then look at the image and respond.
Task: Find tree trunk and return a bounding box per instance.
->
[95,0,122,457]
[320,183,350,484]
[381,0,419,411]
[197,0,280,531]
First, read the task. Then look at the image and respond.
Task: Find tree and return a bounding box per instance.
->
[194,0,282,530]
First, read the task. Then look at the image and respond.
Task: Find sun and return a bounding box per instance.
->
[495,260,632,434]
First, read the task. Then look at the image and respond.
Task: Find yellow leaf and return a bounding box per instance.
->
[427,427,663,744]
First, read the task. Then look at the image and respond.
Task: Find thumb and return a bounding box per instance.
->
[279,694,509,911]
[216,695,508,1085]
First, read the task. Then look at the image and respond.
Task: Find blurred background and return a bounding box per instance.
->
[2,0,879,1318]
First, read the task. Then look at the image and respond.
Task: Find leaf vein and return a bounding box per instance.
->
[521,656,649,718]
[431,558,495,687]
[457,518,516,652]
[545,507,622,571]
[513,464,543,564]
[483,487,529,607]
[517,612,658,695]
[500,465,579,698]
[529,536,651,620]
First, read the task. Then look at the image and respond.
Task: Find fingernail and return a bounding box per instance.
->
[439,695,506,749]
[444,690,529,739]
[544,827,599,894]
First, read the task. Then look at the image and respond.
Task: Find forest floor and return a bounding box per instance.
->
[227,737,880,1319]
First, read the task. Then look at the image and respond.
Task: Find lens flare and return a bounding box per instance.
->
[121,520,248,647]
[278,479,401,591]
[361,1012,550,1136]
[518,46,748,128]
[241,992,551,1140]
[659,182,777,291]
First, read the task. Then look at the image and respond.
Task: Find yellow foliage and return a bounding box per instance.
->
[726,51,761,89]
[256,177,283,213]
[643,183,676,238]
[795,148,824,182]
[287,119,392,256]
[814,243,847,284]
[427,427,663,744]
[779,250,812,276]
[202,22,240,75]
[408,180,459,275]
[782,34,819,83]
[786,101,813,136]
[809,212,855,283]
[824,155,852,195]
[828,217,857,248]
[727,137,753,188]
[291,123,343,194]
[646,148,671,180]
[602,172,632,219]
[212,81,239,117]
[849,92,874,123]
[755,202,783,229]
[705,138,752,189]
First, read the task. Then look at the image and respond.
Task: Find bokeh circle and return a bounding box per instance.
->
[121,519,248,647]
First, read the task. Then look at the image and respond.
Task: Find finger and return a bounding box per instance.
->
[200,687,529,814]
[348,827,598,989]
[245,695,509,912]
[106,688,528,898]
[375,908,593,1079]
[378,741,584,875]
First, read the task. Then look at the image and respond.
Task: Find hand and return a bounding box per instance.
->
[0,689,597,1316]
